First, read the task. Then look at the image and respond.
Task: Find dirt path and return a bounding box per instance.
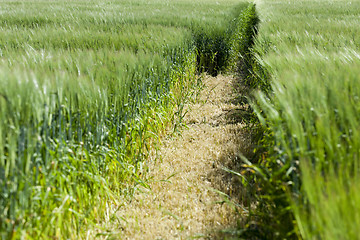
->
[116,75,252,239]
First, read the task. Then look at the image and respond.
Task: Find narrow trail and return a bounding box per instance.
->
[117,75,252,239]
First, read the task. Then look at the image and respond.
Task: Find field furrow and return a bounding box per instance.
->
[94,75,251,239]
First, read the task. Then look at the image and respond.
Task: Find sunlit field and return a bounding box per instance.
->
[251,0,360,238]
[0,0,254,238]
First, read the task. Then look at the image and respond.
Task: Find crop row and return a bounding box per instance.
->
[245,0,360,238]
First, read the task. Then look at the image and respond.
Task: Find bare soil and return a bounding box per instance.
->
[115,75,252,239]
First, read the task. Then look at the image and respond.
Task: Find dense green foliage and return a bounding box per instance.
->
[0,0,250,238]
[247,0,360,238]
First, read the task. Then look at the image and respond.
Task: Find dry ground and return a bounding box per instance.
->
[114,75,253,239]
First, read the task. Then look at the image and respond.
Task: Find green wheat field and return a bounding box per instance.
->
[0,0,252,238]
[251,0,360,238]
[1,0,360,238]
